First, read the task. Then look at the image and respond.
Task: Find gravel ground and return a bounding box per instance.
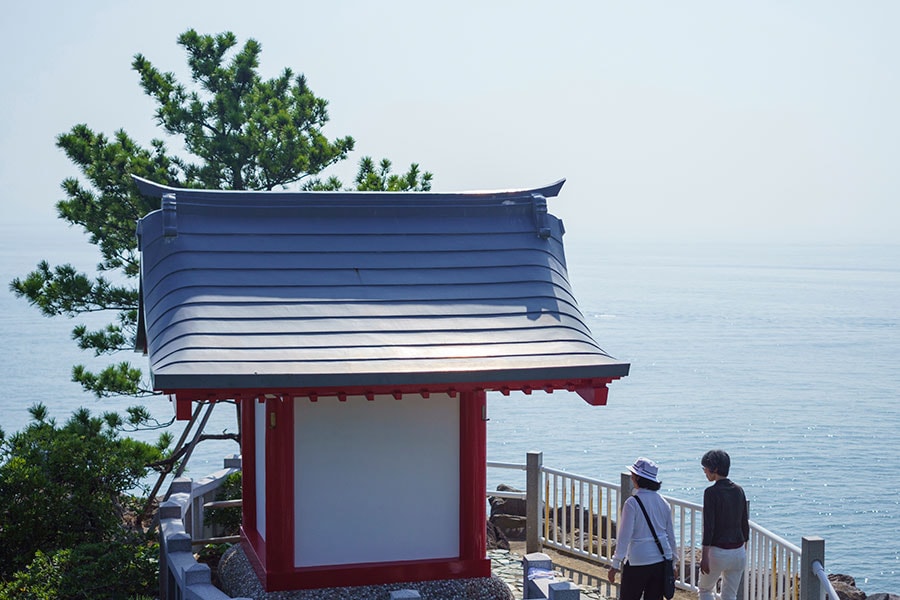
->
[218,545,513,600]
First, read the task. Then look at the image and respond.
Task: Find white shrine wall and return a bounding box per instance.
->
[292,393,460,567]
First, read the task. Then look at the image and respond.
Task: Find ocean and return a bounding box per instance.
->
[1,221,897,592]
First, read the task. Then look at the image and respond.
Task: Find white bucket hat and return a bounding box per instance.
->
[628,457,660,483]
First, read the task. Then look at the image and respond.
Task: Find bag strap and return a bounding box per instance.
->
[633,495,666,558]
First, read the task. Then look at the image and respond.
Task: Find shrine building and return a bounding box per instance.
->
[133,175,630,592]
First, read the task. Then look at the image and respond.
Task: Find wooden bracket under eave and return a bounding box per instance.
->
[576,385,609,406]
[175,397,193,420]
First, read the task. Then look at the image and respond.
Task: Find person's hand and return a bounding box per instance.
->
[607,566,619,583]
[700,554,710,575]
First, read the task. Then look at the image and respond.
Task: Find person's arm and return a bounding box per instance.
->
[700,487,715,574]
[608,498,636,583]
[741,488,750,544]
[664,509,677,561]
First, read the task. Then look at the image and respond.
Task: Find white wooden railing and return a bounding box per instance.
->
[489,452,837,600]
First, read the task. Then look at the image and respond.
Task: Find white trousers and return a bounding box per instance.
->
[699,546,746,600]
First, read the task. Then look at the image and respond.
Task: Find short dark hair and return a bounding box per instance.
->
[701,449,731,477]
[634,475,661,491]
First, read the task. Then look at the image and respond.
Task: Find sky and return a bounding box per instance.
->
[1,1,899,246]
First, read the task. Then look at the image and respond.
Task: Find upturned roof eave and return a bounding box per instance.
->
[153,362,631,404]
[152,361,630,391]
[131,175,566,203]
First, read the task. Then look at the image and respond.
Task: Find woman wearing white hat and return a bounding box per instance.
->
[607,457,677,600]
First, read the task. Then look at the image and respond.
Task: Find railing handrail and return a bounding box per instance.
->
[487,460,527,471]
[811,559,840,600]
[191,466,239,498]
[748,520,802,555]
[660,494,703,512]
[540,465,620,489]
[488,490,526,501]
[204,498,243,510]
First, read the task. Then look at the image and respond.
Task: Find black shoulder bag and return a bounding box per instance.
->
[633,495,676,600]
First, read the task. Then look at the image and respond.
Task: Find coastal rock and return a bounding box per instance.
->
[489,484,528,538]
[830,574,858,587]
[490,513,527,538]
[488,519,511,550]
[552,504,617,539]
[828,574,866,600]
[867,594,900,600]
[489,484,526,519]
[488,483,525,517]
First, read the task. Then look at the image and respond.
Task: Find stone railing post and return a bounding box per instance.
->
[158,500,192,600]
[620,471,634,512]
[526,451,543,554]
[158,525,168,600]
[523,552,553,599]
[801,536,825,600]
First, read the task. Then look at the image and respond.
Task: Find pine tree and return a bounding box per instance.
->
[10,29,432,404]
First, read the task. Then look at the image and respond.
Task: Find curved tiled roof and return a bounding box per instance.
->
[134,176,629,402]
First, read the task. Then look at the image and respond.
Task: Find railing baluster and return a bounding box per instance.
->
[577,479,584,552]
[752,532,770,598]
[543,474,550,541]
[773,543,780,600]
[588,483,595,557]
[611,485,616,558]
[550,473,557,545]
[561,475,568,545]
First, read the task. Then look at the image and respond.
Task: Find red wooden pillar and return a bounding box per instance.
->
[459,390,488,565]
[240,398,259,550]
[264,396,295,576]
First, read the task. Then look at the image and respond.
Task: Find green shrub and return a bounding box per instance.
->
[0,404,163,578]
[0,540,158,600]
[205,471,242,534]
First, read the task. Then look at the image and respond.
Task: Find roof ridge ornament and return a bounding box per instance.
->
[162,193,178,241]
[531,194,551,239]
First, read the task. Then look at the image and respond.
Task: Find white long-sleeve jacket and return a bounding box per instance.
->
[610,488,677,569]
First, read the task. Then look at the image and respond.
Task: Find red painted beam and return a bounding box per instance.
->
[166,376,623,404]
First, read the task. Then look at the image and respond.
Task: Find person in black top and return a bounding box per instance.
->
[699,450,749,600]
